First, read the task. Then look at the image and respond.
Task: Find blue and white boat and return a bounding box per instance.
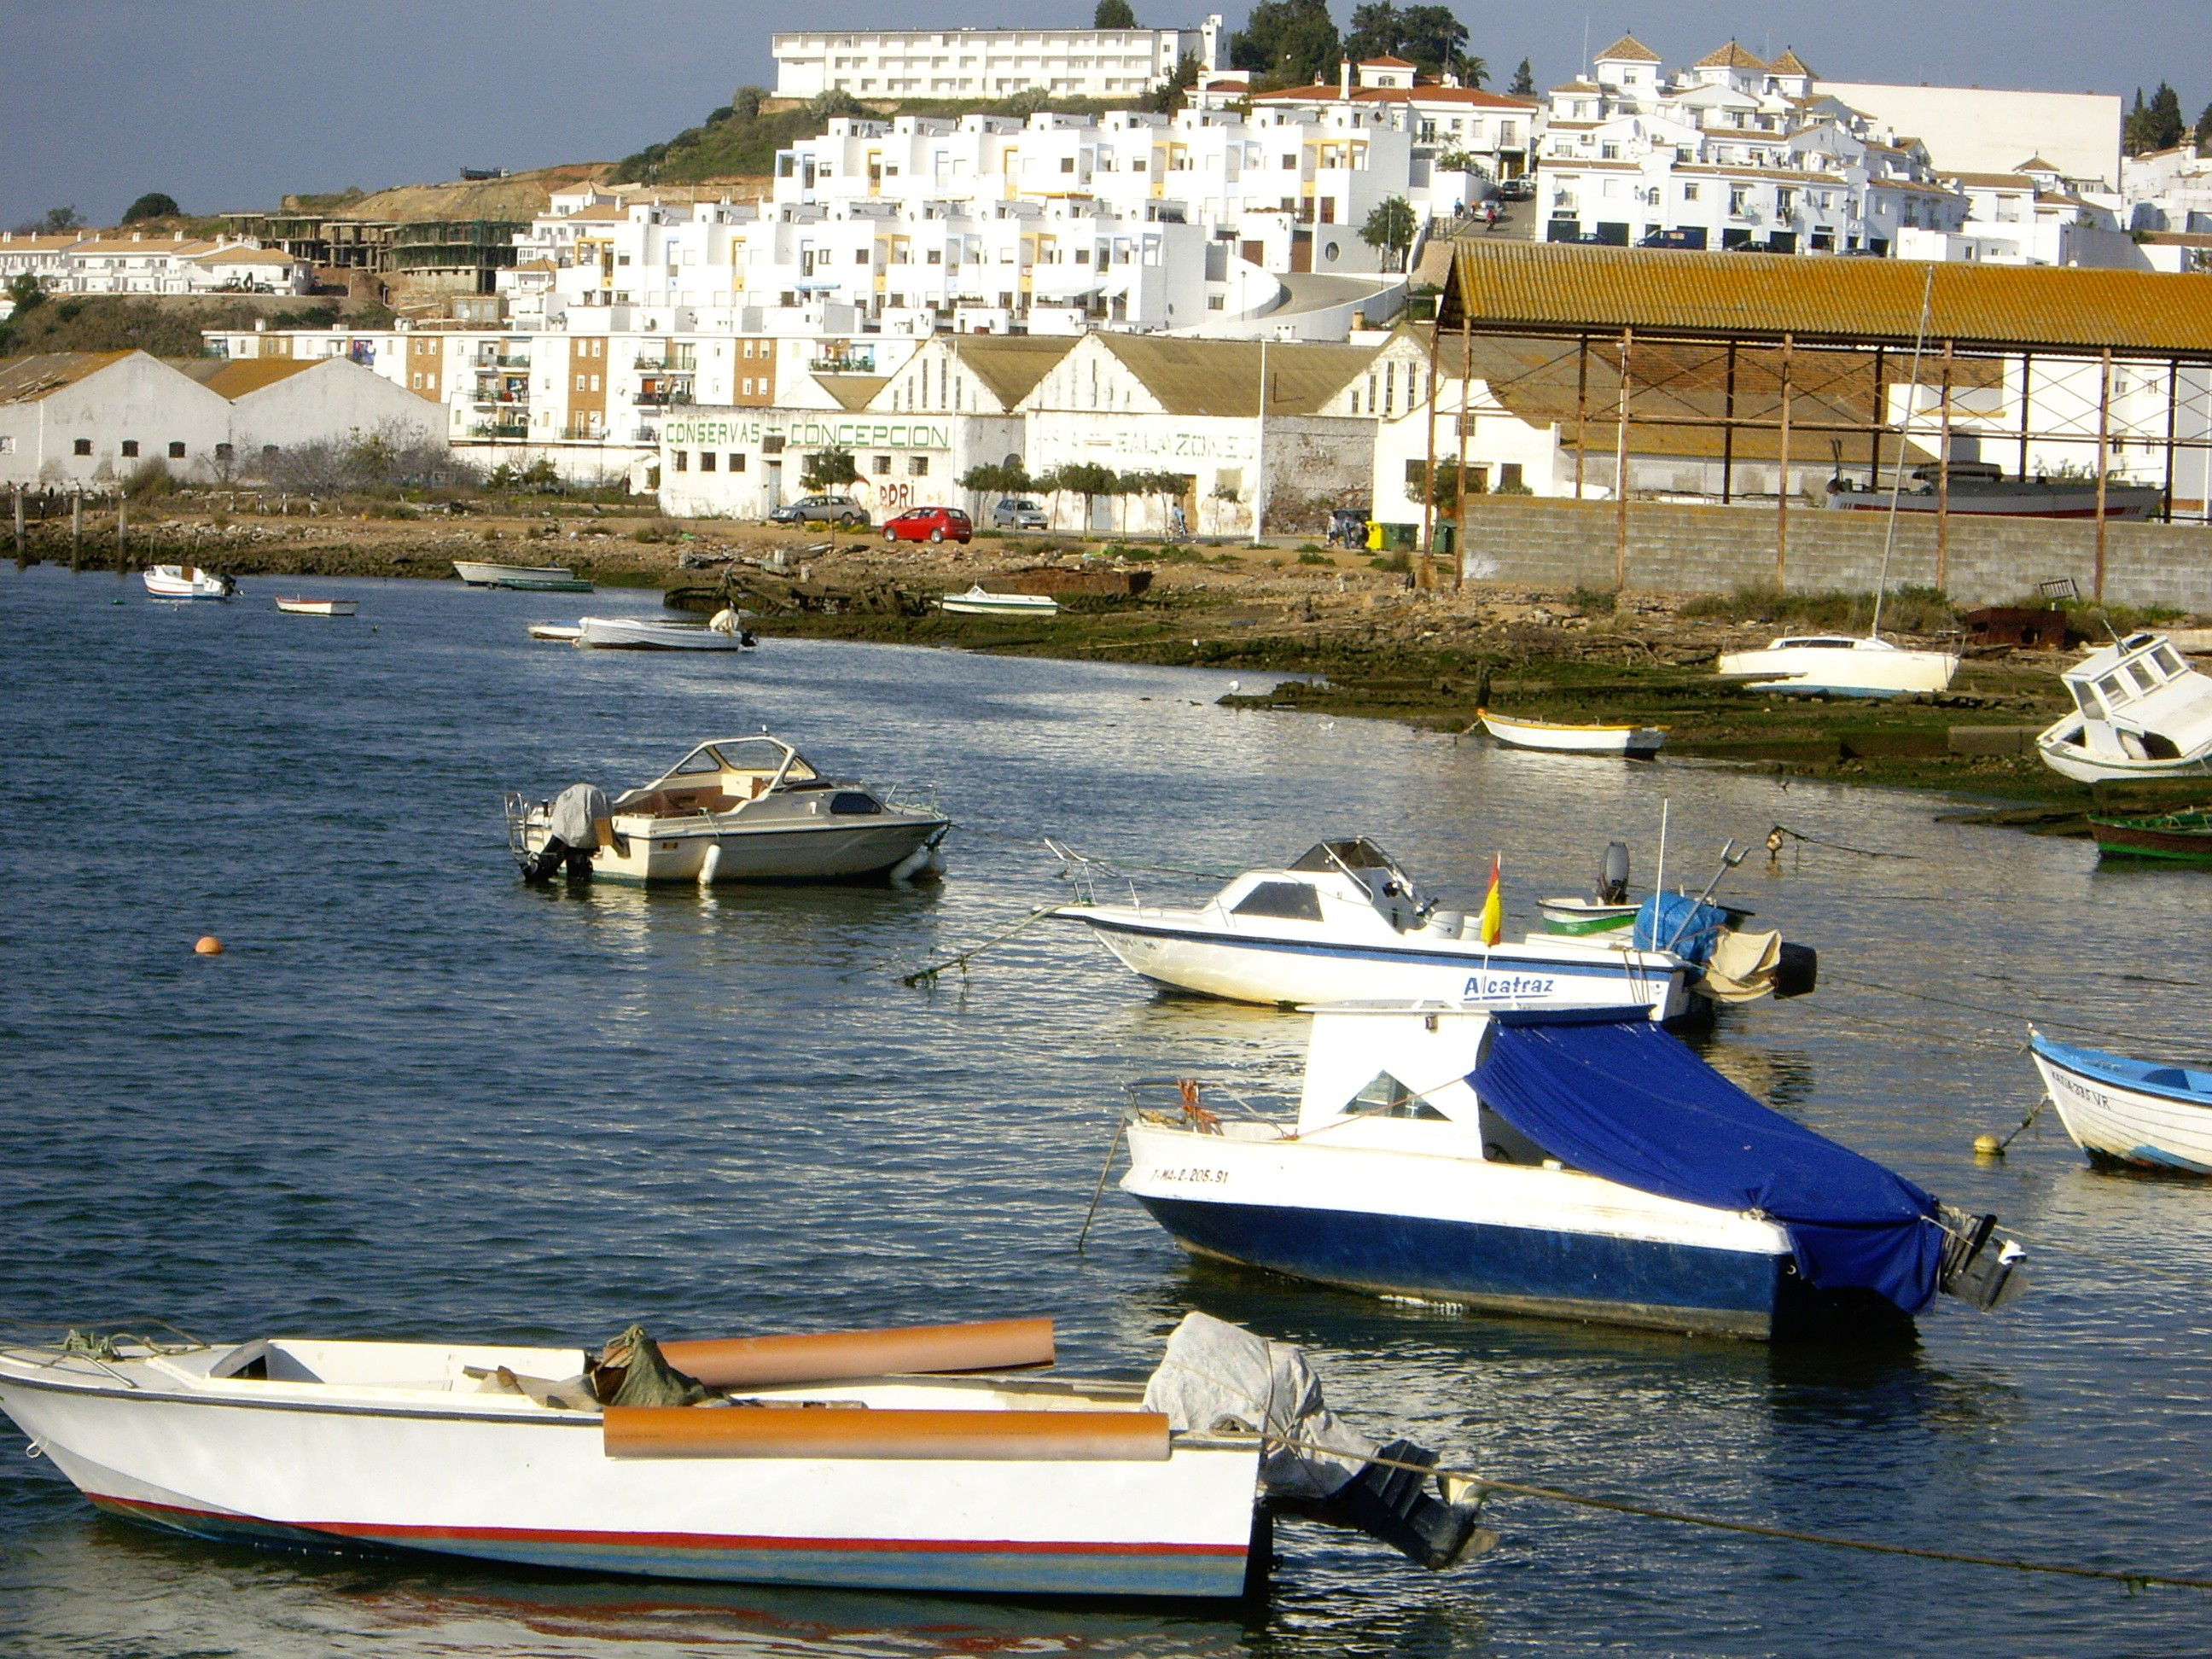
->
[1059,840,1704,1020]
[1120,1004,2020,1340]
[2029,1028,2212,1174]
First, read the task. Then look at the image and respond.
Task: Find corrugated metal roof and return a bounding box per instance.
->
[170,357,322,398]
[946,335,1075,410]
[1441,241,2212,358]
[1090,335,1377,417]
[0,351,136,405]
[813,374,889,410]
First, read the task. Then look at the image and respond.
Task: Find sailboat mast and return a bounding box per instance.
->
[1871,265,1936,642]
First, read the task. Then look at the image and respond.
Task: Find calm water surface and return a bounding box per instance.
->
[3,562,2211,1658]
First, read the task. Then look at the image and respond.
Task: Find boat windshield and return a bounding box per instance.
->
[1289,838,1402,875]
[2097,673,2133,710]
[1773,637,1859,650]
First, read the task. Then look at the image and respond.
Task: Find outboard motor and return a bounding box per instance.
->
[1598,840,1631,904]
[1144,1313,1496,1571]
[522,782,611,883]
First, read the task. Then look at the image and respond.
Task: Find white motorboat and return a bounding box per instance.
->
[1825,463,2164,521]
[1478,709,1666,757]
[576,614,751,651]
[940,586,1060,618]
[2034,632,2212,784]
[2029,1028,2212,1173]
[1715,634,1959,697]
[0,1314,1494,1597]
[1057,839,1697,1019]
[142,565,236,600]
[507,735,950,884]
[453,559,576,586]
[275,597,357,617]
[1119,1003,2022,1339]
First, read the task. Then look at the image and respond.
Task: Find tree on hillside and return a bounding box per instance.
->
[1361,195,1417,271]
[121,192,180,224]
[2126,84,2186,154]
[1344,3,1470,80]
[1510,58,1534,96]
[732,85,765,119]
[2197,100,2212,155]
[6,272,44,317]
[1094,0,1138,26]
[1150,51,1202,114]
[1228,0,1339,88]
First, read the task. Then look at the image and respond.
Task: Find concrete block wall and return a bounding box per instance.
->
[1453,498,2212,609]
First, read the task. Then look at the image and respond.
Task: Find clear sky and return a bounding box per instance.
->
[3,0,2202,229]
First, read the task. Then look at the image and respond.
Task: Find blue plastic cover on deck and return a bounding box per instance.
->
[1471,1015,1942,1313]
[1633,894,1727,966]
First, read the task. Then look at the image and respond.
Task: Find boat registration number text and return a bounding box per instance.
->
[1463,974,1557,998]
[1155,1167,1230,1185]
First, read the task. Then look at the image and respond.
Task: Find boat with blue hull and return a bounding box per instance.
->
[1120,1004,2021,1340]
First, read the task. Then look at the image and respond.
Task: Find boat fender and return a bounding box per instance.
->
[888,841,940,884]
[699,843,723,886]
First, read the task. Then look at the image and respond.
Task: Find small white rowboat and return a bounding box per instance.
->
[528,623,585,643]
[275,597,358,617]
[1478,709,1666,757]
[940,585,1060,618]
[576,615,744,651]
[2029,1028,2212,1173]
[453,559,576,586]
[143,565,236,600]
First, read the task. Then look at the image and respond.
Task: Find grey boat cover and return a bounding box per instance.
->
[1142,1312,1374,1499]
[548,782,611,848]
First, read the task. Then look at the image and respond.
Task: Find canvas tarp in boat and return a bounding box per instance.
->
[1470,1013,1943,1313]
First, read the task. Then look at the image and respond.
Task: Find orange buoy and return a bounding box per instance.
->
[194,935,224,956]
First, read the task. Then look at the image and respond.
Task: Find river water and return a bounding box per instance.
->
[3,561,2211,1658]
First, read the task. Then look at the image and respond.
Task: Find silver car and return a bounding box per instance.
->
[992,498,1049,531]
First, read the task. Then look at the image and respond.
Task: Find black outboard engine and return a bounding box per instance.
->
[522,782,610,883]
[1598,840,1631,904]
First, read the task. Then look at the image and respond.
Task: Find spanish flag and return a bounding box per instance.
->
[1478,853,1503,946]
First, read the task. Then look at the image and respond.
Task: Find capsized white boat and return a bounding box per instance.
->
[2029,1027,2212,1173]
[1478,708,1666,757]
[1714,634,1958,697]
[576,614,751,651]
[1056,838,1699,1019]
[0,1314,1495,1598]
[507,734,951,884]
[453,559,575,586]
[2034,632,2212,784]
[143,565,236,600]
[1120,1003,2023,1338]
[940,586,1060,617]
[275,597,357,617]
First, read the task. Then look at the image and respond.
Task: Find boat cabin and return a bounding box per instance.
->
[1290,1004,1565,1167]
[611,737,824,818]
[1220,839,1433,932]
[2057,633,2212,761]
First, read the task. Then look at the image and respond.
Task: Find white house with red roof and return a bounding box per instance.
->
[1238,55,1544,186]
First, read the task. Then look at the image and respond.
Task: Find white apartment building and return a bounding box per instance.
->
[1813,80,2122,192]
[1237,55,1543,185]
[772,19,1222,101]
[0,230,312,295]
[1900,160,2140,268]
[2122,146,2212,235]
[1540,38,1967,254]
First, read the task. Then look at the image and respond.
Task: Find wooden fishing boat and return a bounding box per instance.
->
[142,565,236,600]
[940,585,1059,618]
[453,559,576,586]
[1478,709,1666,757]
[498,575,595,593]
[0,1315,1495,1598]
[2089,808,2212,863]
[275,597,358,617]
[2029,1028,2212,1173]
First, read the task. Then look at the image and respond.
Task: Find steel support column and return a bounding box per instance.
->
[1775,335,1793,591]
[1614,327,1632,590]
[2095,346,2112,602]
[1452,316,1473,589]
[1936,341,1954,592]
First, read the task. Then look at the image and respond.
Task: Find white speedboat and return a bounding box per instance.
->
[1825,464,2164,521]
[507,735,950,884]
[576,614,749,651]
[1715,634,1958,698]
[1120,1003,2022,1339]
[453,559,576,586]
[275,597,357,617]
[143,565,236,600]
[1057,839,1696,1019]
[2034,632,2212,784]
[1478,709,1666,756]
[2029,1028,2212,1173]
[0,1314,1493,1597]
[941,586,1060,617]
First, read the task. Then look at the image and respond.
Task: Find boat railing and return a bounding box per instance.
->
[1122,1077,1287,1133]
[502,792,543,861]
[1047,838,1144,908]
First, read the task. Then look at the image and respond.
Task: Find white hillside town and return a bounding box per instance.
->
[7,19,2203,525]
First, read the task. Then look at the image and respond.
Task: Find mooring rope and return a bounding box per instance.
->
[1768,823,1922,859]
[1274,1436,2212,1593]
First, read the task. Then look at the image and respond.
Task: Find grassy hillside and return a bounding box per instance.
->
[0,294,388,359]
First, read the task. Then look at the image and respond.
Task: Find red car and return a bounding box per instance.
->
[882,506,974,544]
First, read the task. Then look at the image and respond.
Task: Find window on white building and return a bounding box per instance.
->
[909,455,928,475]
[1683,183,1700,201]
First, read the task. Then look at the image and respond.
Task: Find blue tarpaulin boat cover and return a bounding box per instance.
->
[1471,1014,1943,1313]
[1633,894,1728,966]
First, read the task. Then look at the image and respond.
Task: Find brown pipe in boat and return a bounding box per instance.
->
[604,1406,1169,1462]
[659,1318,1054,1388]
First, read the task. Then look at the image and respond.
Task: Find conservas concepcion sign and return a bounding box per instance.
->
[664,416,952,451]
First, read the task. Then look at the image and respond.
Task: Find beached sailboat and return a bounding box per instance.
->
[2034,632,2212,784]
[506,735,950,884]
[1477,709,1666,757]
[0,1315,1494,1597]
[1121,1003,2023,1338]
[2029,1028,2212,1173]
[940,586,1060,618]
[142,565,236,600]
